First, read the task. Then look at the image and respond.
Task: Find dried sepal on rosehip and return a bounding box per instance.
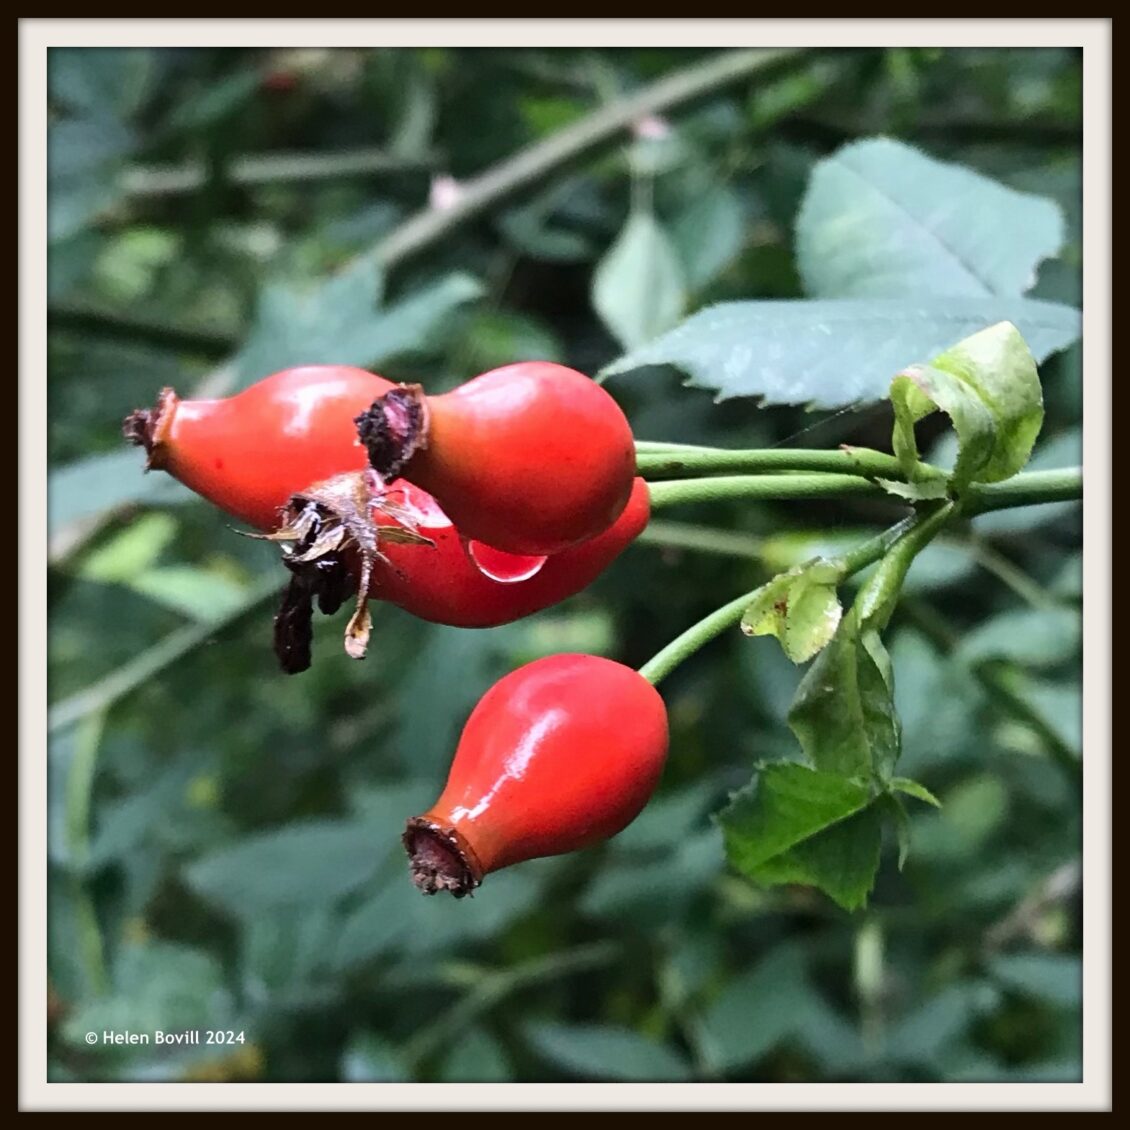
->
[251,472,651,674]
[246,471,434,673]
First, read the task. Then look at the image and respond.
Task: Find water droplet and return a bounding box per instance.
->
[467,540,547,583]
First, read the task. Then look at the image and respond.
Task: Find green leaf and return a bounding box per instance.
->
[50,48,156,119]
[890,364,997,488]
[988,953,1082,1008]
[599,297,1078,410]
[718,763,872,873]
[439,1028,513,1082]
[740,558,843,664]
[128,566,257,624]
[523,1022,691,1081]
[49,449,196,540]
[78,512,178,583]
[796,138,1065,299]
[748,803,883,912]
[876,477,949,502]
[184,819,383,919]
[340,1032,408,1082]
[699,945,819,1070]
[891,777,942,808]
[670,182,745,291]
[884,793,912,870]
[62,942,233,1051]
[788,613,900,781]
[234,260,482,388]
[592,210,687,350]
[958,607,1081,669]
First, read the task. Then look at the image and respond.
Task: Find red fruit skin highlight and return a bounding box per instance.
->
[125,365,393,531]
[358,362,637,557]
[404,653,669,896]
[368,477,650,628]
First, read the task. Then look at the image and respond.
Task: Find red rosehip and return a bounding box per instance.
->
[124,365,393,531]
[403,653,669,897]
[355,362,637,557]
[370,476,651,627]
[264,472,650,671]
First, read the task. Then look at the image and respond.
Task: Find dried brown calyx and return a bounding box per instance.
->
[122,387,179,470]
[402,817,483,898]
[248,470,434,674]
[354,384,429,482]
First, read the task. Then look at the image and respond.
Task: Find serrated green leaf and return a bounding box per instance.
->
[891,777,942,808]
[788,613,900,780]
[741,559,844,664]
[599,297,1078,410]
[796,138,1064,299]
[718,763,872,874]
[234,261,482,388]
[592,210,687,351]
[747,803,883,912]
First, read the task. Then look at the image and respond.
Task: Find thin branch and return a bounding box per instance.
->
[121,146,440,199]
[49,303,236,359]
[47,577,281,734]
[375,47,806,272]
[983,860,1082,955]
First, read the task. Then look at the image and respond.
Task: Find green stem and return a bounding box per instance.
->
[400,941,618,1071]
[637,446,942,482]
[645,467,1083,513]
[64,711,109,993]
[636,521,765,560]
[964,539,1060,611]
[647,473,887,510]
[47,577,281,734]
[900,598,1081,782]
[964,469,1082,514]
[638,511,934,687]
[121,146,439,199]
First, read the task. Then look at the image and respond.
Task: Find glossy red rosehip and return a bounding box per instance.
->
[265,472,651,671]
[403,654,669,897]
[369,477,651,628]
[124,365,393,531]
[355,362,637,557]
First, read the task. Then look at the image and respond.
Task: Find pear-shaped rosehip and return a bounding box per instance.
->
[403,654,669,897]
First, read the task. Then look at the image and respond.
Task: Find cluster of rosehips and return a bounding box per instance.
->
[125,363,668,897]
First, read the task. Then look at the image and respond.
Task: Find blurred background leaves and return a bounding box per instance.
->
[46,44,1082,1083]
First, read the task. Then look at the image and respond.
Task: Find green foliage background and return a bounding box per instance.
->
[47,46,1082,1083]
